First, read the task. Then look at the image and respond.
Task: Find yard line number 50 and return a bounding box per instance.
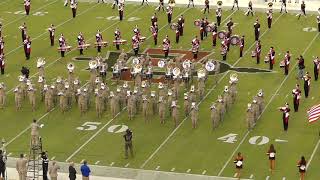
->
[76,122,128,133]
[217,133,270,146]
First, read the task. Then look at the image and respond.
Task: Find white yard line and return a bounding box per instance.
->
[3,0,60,28]
[140,11,278,170]
[155,166,160,170]
[306,139,320,169]
[5,3,100,56]
[124,163,130,167]
[7,5,146,94]
[110,162,115,166]
[202,170,206,175]
[217,32,320,177]
[65,108,126,162]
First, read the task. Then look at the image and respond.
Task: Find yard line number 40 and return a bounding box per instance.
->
[76,122,128,133]
[218,133,270,146]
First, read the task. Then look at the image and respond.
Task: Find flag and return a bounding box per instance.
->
[307,104,320,123]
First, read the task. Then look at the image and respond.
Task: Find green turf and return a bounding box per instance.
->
[1,1,320,179]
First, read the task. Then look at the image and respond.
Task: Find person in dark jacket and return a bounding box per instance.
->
[0,150,6,179]
[69,162,77,180]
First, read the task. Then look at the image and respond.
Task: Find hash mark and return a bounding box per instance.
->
[110,162,115,166]
[233,173,237,177]
[155,166,160,170]
[266,176,270,180]
[125,163,130,167]
[171,168,175,171]
[202,170,206,175]
[186,169,191,173]
[250,174,254,179]
[282,177,286,180]
[95,161,100,165]
[7,153,12,157]
[80,159,84,163]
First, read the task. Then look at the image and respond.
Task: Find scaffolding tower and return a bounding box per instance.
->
[26,137,43,180]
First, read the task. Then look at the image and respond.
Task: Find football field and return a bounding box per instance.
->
[1,0,320,179]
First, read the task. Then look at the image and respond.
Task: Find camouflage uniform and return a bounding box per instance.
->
[44,85,53,112]
[27,86,36,111]
[190,103,198,129]
[58,91,68,113]
[229,81,237,104]
[216,96,225,122]
[171,101,179,127]
[127,92,135,120]
[247,103,255,130]
[0,83,6,108]
[256,90,264,115]
[210,103,220,130]
[183,94,190,117]
[142,96,150,123]
[158,96,166,124]
[37,76,45,102]
[252,97,259,123]
[110,92,120,118]
[223,86,232,111]
[95,89,104,117]
[198,78,205,99]
[14,86,23,111]
[150,92,157,115]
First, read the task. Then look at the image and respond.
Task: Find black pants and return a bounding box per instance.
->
[97,46,101,52]
[193,52,198,59]
[217,17,221,26]
[212,38,216,47]
[154,37,157,45]
[231,3,239,10]
[116,44,120,50]
[43,165,48,180]
[318,23,320,32]
[168,14,172,24]
[256,55,260,64]
[314,67,318,81]
[223,54,227,61]
[204,5,209,14]
[0,67,4,75]
[304,85,309,98]
[61,51,65,57]
[134,48,139,56]
[255,32,260,41]
[240,49,243,57]
[80,49,83,55]
[176,35,179,43]
[283,119,288,131]
[269,61,273,70]
[0,168,5,178]
[200,31,204,40]
[72,8,76,18]
[50,36,54,46]
[164,50,169,58]
[26,51,30,60]
[285,66,289,75]
[293,100,299,112]
[268,18,272,29]
[119,11,123,21]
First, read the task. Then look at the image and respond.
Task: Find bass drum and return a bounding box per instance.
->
[218,31,226,40]
[230,35,240,46]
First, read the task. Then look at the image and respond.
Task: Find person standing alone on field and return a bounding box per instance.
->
[81,160,91,180]
[123,129,134,159]
[266,144,276,174]
[69,162,77,180]
[297,156,307,180]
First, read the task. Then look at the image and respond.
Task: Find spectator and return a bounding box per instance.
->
[80,160,91,180]
[48,161,60,180]
[69,162,77,180]
[0,150,6,179]
[16,154,28,180]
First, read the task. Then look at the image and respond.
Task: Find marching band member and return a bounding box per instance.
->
[145,62,153,84]
[253,19,260,41]
[267,9,273,29]
[118,2,124,21]
[280,0,288,13]
[23,36,31,60]
[191,36,200,60]
[216,7,222,26]
[141,0,148,5]
[297,156,307,180]
[0,22,2,37]
[0,54,4,75]
[283,51,291,75]
[239,35,245,57]
[150,23,158,45]
[203,0,209,14]
[114,28,121,50]
[48,24,55,46]
[58,34,67,57]
[133,25,140,36]
[268,47,275,70]
[200,18,205,40]
[245,1,254,16]
[64,0,69,6]
[221,42,227,61]
[266,144,276,174]
[163,35,170,58]
[77,32,85,55]
[297,55,305,79]
[313,56,320,80]
[231,0,239,10]
[203,17,209,38]
[298,1,306,20]
[166,6,173,24]
[151,13,157,27]
[212,23,218,47]
[112,0,119,9]
[132,34,140,56]
[177,15,184,36]
[292,84,301,112]
[303,72,311,98]
[24,0,31,15]
[255,40,261,64]
[175,23,181,43]
[317,15,320,32]
[157,0,165,12]
[0,37,4,55]
[226,18,234,34]
[187,0,194,8]
[19,22,27,42]
[100,61,107,83]
[96,30,103,52]
[70,0,77,18]
[278,103,290,131]
[234,152,244,179]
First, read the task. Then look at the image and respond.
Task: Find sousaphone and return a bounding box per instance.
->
[37,57,46,68]
[205,61,215,72]
[158,59,166,68]
[132,57,140,65]
[89,60,98,69]
[230,73,238,83]
[134,64,142,74]
[172,67,181,76]
[182,60,191,69]
[197,68,206,79]
[67,63,75,72]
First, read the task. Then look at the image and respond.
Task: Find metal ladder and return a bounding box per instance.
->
[26,137,43,180]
